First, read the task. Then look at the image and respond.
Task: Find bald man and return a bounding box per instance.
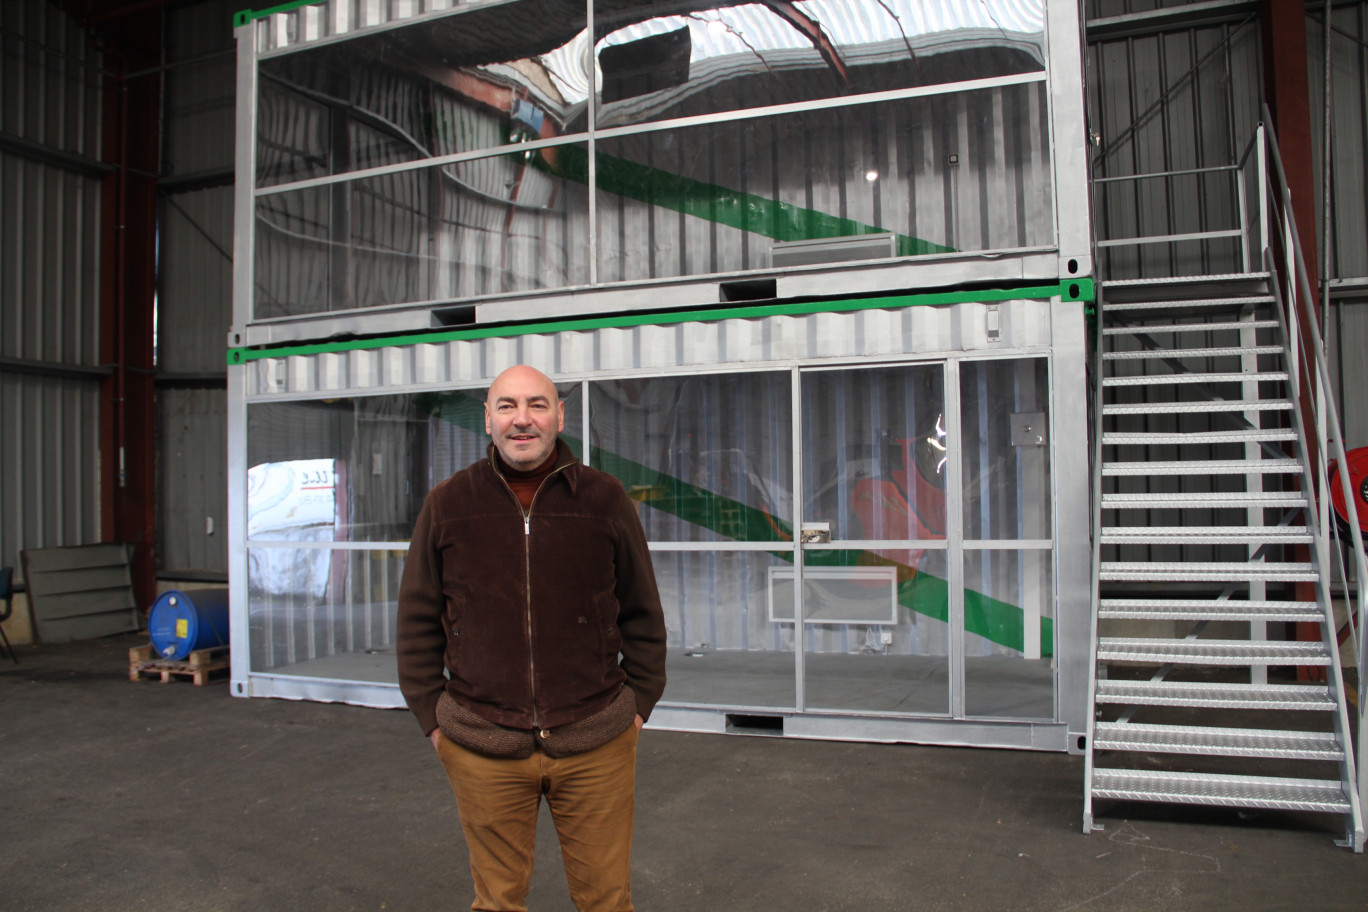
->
[397,365,667,912]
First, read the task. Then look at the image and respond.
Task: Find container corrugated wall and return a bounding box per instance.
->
[0,0,105,578]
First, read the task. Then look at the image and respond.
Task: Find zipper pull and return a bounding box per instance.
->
[525,516,530,535]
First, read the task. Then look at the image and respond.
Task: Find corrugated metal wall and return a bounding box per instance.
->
[1308,1,1368,447]
[156,0,237,575]
[0,0,105,580]
[1086,0,1368,447]
[1086,3,1263,279]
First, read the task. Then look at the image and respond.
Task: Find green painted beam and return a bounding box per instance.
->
[228,280,1093,364]
[234,0,322,28]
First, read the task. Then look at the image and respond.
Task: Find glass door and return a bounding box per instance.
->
[797,364,951,716]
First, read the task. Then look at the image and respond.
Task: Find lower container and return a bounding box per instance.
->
[148,588,230,660]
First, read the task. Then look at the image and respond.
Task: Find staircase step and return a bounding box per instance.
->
[1104,345,1283,361]
[1101,491,1307,509]
[1099,526,1313,545]
[1095,679,1335,710]
[1098,598,1322,621]
[1097,637,1331,665]
[1104,429,1297,445]
[1103,319,1280,335]
[1101,272,1270,293]
[1099,561,1317,582]
[1103,459,1301,476]
[1104,371,1289,387]
[1093,722,1344,760]
[1103,295,1275,315]
[1103,400,1291,416]
[1090,769,1351,813]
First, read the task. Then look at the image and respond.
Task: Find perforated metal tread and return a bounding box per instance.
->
[1104,345,1282,360]
[1101,490,1307,508]
[1093,722,1344,760]
[1098,561,1317,583]
[1102,319,1280,335]
[1102,459,1300,475]
[1098,598,1322,622]
[1097,637,1331,665]
[1103,371,1289,387]
[1091,769,1351,813]
[1103,295,1274,313]
[1095,679,1335,711]
[1099,527,1312,545]
[1103,400,1290,417]
[1103,429,1298,445]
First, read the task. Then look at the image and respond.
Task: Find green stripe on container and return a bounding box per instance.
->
[544,145,956,257]
[227,280,1093,364]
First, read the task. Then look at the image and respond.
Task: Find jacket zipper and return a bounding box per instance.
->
[492,459,567,737]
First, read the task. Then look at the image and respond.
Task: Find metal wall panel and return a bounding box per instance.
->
[0,374,102,573]
[155,2,238,577]
[158,387,228,574]
[0,0,105,580]
[1309,1,1368,282]
[0,0,103,158]
[163,0,238,179]
[159,186,235,373]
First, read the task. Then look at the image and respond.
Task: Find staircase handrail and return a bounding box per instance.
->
[1258,108,1368,665]
[1258,105,1368,834]
[1082,280,1106,835]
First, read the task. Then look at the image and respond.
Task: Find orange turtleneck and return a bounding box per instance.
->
[496,449,559,511]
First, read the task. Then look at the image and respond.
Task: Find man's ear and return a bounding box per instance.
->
[484,401,492,435]
[556,400,565,432]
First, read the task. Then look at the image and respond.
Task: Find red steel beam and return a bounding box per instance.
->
[94,5,162,614]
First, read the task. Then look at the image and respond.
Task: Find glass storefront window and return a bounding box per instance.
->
[589,372,793,542]
[959,358,1051,541]
[247,386,585,541]
[594,82,1050,284]
[255,4,593,188]
[963,548,1053,719]
[655,549,796,710]
[248,546,405,678]
[254,147,592,318]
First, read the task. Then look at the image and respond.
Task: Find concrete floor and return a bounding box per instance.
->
[4,634,1367,912]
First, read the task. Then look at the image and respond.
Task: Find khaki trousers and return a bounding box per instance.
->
[435,724,639,912]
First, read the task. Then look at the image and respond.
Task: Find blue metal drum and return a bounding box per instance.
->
[148,589,230,660]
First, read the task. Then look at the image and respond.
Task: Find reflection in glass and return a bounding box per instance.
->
[960,358,1051,540]
[256,5,593,187]
[591,0,1045,128]
[963,549,1053,719]
[802,364,946,545]
[799,547,950,714]
[248,546,404,681]
[248,386,586,541]
[589,373,792,542]
[655,550,796,710]
[254,148,591,318]
[595,83,1051,284]
[249,396,429,542]
[801,365,950,715]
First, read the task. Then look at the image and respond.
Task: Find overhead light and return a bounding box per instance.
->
[865,170,879,182]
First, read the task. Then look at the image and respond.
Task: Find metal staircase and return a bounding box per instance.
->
[1082,270,1365,849]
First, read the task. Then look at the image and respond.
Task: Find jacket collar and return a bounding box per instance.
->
[486,438,580,495]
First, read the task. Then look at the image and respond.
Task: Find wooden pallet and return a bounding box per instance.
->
[129,644,229,686]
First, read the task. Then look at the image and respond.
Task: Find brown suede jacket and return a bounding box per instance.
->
[397,440,667,739]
